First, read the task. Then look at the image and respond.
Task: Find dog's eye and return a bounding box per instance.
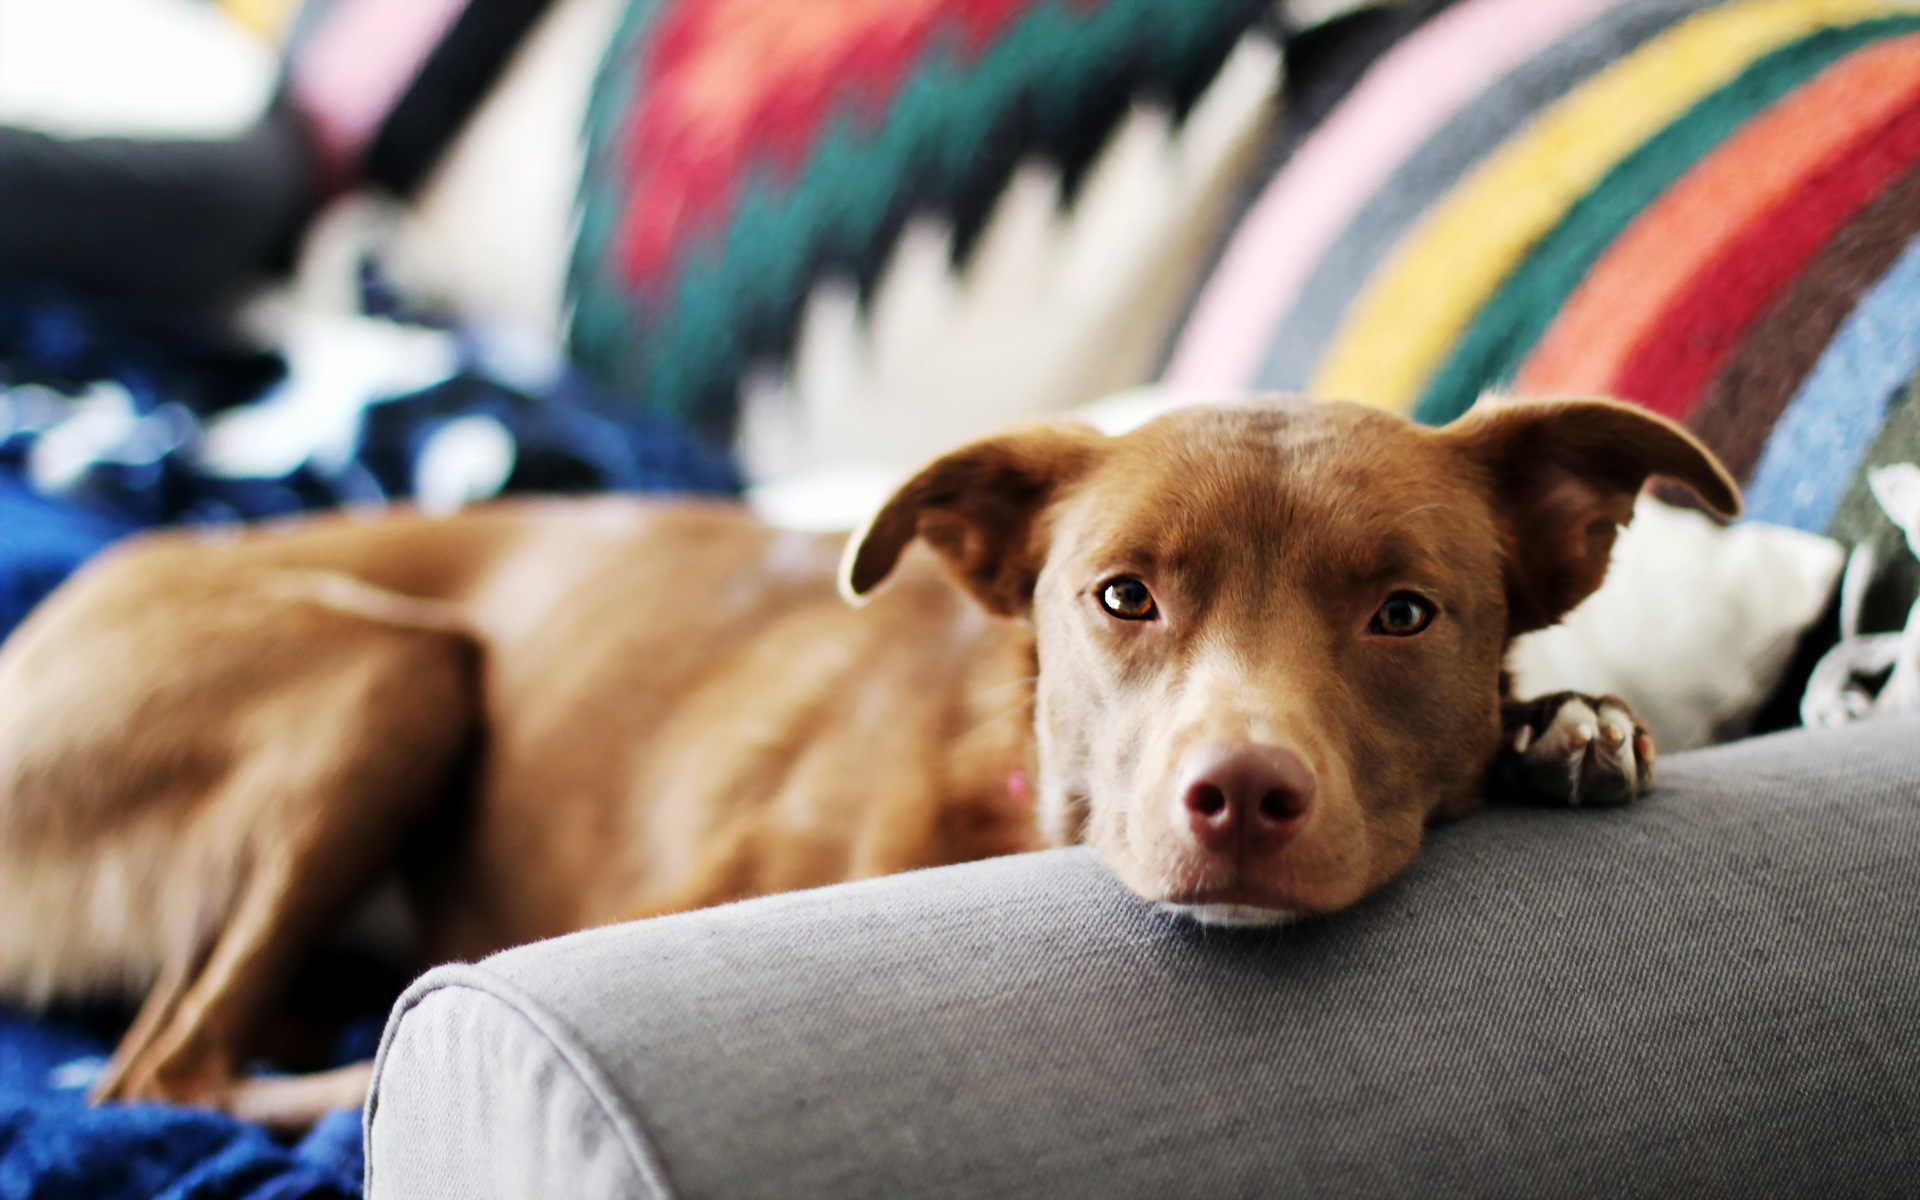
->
[1098,577,1157,621]
[1370,592,1434,637]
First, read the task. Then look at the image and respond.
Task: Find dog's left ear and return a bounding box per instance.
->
[1451,395,1741,636]
[841,422,1108,616]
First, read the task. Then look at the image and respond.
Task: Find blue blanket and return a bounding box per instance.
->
[0,1008,364,1199]
[0,286,739,641]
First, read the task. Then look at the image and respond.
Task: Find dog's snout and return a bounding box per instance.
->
[1178,743,1316,849]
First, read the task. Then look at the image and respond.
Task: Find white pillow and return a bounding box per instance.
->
[1508,495,1842,752]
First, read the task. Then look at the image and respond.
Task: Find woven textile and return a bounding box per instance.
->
[1432,23,1920,423]
[1688,160,1920,484]
[1164,0,1599,390]
[1248,0,1718,393]
[1168,0,1920,558]
[567,0,1272,446]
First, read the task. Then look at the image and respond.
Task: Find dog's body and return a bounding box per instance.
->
[0,396,1738,1126]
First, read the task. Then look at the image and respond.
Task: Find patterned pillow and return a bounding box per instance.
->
[1170,0,1920,553]
[567,0,1276,454]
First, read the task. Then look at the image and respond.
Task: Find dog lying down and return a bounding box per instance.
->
[0,394,1738,1126]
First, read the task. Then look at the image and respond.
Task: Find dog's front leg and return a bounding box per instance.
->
[1490,692,1654,808]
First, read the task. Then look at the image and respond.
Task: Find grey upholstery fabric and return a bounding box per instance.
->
[366,718,1920,1199]
[364,977,670,1198]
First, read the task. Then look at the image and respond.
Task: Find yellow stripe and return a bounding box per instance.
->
[1309,0,1920,411]
[218,0,300,43]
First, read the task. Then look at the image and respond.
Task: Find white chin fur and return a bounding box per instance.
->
[1157,902,1300,928]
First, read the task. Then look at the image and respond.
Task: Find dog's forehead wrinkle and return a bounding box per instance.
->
[1086,414,1476,580]
[1061,462,1311,604]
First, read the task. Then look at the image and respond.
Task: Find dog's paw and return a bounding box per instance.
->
[1492,692,1653,807]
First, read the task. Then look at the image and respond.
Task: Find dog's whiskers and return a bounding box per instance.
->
[964,678,1039,736]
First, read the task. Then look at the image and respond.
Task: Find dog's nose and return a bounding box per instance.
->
[1179,743,1316,850]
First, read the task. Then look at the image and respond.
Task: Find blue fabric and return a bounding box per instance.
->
[0,1008,363,1200]
[0,290,741,644]
[1746,231,1920,532]
[0,478,138,639]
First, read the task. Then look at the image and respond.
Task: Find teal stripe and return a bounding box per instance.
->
[567,0,664,417]
[1255,0,1716,393]
[1410,14,1920,428]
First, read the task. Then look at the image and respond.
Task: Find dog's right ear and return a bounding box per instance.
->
[841,423,1108,617]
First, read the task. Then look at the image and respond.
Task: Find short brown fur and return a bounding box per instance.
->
[0,394,1736,1125]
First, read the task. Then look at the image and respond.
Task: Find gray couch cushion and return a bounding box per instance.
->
[364,717,1920,1199]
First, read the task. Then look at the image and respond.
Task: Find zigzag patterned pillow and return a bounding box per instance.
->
[567,0,1278,465]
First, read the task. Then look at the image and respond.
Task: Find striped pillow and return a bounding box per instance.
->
[1168,0,1920,615]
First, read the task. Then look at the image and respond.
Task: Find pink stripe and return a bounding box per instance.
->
[290,0,468,170]
[1163,0,1626,393]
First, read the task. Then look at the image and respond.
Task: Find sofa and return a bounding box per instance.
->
[364,716,1920,1198]
[8,0,1920,1197]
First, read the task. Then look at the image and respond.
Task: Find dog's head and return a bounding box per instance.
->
[843,396,1738,924]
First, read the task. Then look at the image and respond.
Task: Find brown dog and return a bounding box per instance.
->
[0,394,1737,1126]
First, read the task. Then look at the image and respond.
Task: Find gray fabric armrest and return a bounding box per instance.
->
[365,718,1920,1199]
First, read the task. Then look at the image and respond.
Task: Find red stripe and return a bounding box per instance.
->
[614,0,1044,290]
[1613,90,1920,419]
